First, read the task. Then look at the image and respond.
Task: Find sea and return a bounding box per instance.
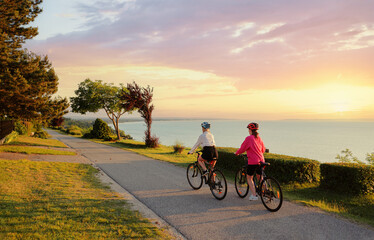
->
[117,119,374,163]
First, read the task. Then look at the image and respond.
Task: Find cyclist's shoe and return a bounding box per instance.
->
[249,195,258,201]
[202,170,208,176]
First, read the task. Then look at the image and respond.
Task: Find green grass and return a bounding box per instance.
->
[95,139,195,167]
[0,146,76,155]
[0,159,172,239]
[1,135,75,155]
[7,136,68,148]
[282,183,374,226]
[94,138,374,227]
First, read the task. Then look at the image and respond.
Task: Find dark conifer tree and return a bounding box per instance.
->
[0,0,68,122]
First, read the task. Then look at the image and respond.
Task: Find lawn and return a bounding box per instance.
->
[8,136,68,148]
[0,145,76,155]
[0,159,172,239]
[96,138,374,227]
[1,135,75,155]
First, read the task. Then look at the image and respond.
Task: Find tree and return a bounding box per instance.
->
[121,81,158,147]
[335,148,365,164]
[0,0,69,123]
[365,153,374,166]
[70,79,132,140]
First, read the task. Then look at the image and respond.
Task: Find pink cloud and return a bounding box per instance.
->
[26,0,374,89]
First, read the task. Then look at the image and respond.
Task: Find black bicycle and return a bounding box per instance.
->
[235,157,283,212]
[186,151,227,200]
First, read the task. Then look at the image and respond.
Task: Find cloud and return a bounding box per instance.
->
[27,0,374,92]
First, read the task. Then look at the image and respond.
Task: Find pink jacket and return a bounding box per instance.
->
[235,135,266,165]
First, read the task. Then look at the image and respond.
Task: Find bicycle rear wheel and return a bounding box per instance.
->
[186,163,203,190]
[234,168,249,198]
[259,177,283,212]
[210,169,227,200]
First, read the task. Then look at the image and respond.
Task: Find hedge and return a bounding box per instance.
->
[320,163,374,195]
[216,147,320,184]
[264,153,320,184]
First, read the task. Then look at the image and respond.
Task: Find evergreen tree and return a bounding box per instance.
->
[0,0,68,122]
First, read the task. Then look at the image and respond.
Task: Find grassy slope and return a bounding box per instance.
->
[9,136,68,148]
[0,159,172,239]
[0,136,75,155]
[0,146,76,155]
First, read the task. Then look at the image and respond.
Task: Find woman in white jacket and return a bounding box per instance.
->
[188,122,218,176]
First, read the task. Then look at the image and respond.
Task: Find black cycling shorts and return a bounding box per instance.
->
[201,146,218,161]
[246,164,261,176]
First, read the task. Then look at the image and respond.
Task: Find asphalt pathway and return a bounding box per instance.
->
[47,130,374,240]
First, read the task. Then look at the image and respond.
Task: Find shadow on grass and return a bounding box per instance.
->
[0,198,165,239]
[107,141,147,149]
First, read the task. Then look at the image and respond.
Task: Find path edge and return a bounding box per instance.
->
[96,165,186,240]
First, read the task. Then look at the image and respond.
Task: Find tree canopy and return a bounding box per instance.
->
[0,0,68,123]
[70,79,132,140]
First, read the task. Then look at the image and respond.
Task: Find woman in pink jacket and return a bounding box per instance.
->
[235,122,266,201]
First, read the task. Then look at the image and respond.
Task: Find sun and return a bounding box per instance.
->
[332,102,350,113]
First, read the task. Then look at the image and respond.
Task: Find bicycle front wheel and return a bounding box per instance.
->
[210,169,227,200]
[259,177,283,212]
[186,163,203,190]
[234,168,249,198]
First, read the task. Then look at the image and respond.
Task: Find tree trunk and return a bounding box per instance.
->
[115,117,121,140]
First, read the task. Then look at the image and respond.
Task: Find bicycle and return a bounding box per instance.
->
[186,151,228,200]
[234,156,283,212]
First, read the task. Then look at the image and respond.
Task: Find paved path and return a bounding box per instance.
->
[47,130,374,240]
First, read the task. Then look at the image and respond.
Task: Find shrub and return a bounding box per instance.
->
[33,130,50,139]
[2,131,18,144]
[69,129,82,135]
[110,128,133,140]
[119,129,133,140]
[91,119,112,140]
[173,142,185,153]
[14,121,28,135]
[320,163,374,195]
[216,148,320,184]
[145,135,159,148]
[65,125,83,135]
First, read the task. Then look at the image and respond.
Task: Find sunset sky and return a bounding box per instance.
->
[26,0,374,120]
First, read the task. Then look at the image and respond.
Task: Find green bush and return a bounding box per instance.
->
[67,125,82,134]
[69,129,82,135]
[216,148,320,184]
[33,130,50,139]
[14,121,28,135]
[320,163,374,195]
[264,153,320,184]
[3,131,19,144]
[91,119,112,140]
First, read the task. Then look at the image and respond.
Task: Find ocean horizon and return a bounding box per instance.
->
[115,119,374,163]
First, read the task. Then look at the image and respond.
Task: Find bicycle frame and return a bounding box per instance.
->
[235,156,283,211]
[186,150,228,200]
[195,151,215,184]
